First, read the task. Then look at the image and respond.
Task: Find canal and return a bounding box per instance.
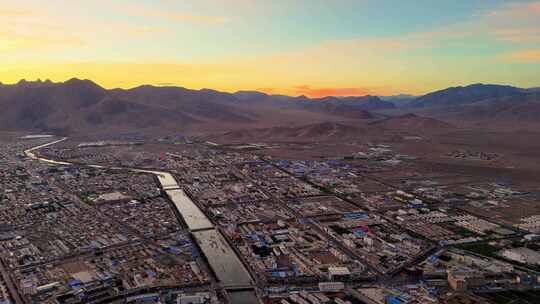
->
[25,138,261,303]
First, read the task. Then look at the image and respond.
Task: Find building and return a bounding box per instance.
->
[500,247,540,265]
[319,282,345,292]
[328,267,351,281]
[447,268,485,291]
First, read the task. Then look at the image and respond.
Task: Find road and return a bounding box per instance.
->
[0,258,24,304]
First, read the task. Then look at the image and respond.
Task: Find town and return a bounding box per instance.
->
[0,134,538,304]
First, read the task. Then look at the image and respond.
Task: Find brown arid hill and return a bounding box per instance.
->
[204,122,389,143]
[0,79,108,134]
[0,78,389,135]
[110,86,257,123]
[369,113,455,131]
[204,115,454,144]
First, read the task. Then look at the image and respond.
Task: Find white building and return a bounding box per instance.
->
[500,247,540,265]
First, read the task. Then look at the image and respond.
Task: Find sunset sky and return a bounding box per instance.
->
[2,0,540,97]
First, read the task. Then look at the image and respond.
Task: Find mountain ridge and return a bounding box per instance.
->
[2,79,538,135]
[407,83,527,108]
[0,78,388,135]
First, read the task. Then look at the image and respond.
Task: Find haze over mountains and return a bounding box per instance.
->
[0,79,538,137]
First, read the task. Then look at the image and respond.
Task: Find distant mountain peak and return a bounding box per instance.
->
[400,113,418,118]
[13,78,56,88]
[408,83,525,108]
[64,77,101,87]
[233,91,270,101]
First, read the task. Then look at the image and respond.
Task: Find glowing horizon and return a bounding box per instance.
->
[2,0,540,97]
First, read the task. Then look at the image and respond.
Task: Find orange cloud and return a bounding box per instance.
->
[493,28,540,43]
[0,62,254,92]
[293,85,372,98]
[506,49,540,62]
[0,4,166,55]
[488,1,540,17]
[0,29,84,52]
[487,1,540,43]
[257,86,374,98]
[256,88,281,95]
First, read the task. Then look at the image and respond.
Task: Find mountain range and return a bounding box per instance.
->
[0,79,538,137]
[398,83,540,126]
[407,84,525,108]
[0,79,391,135]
